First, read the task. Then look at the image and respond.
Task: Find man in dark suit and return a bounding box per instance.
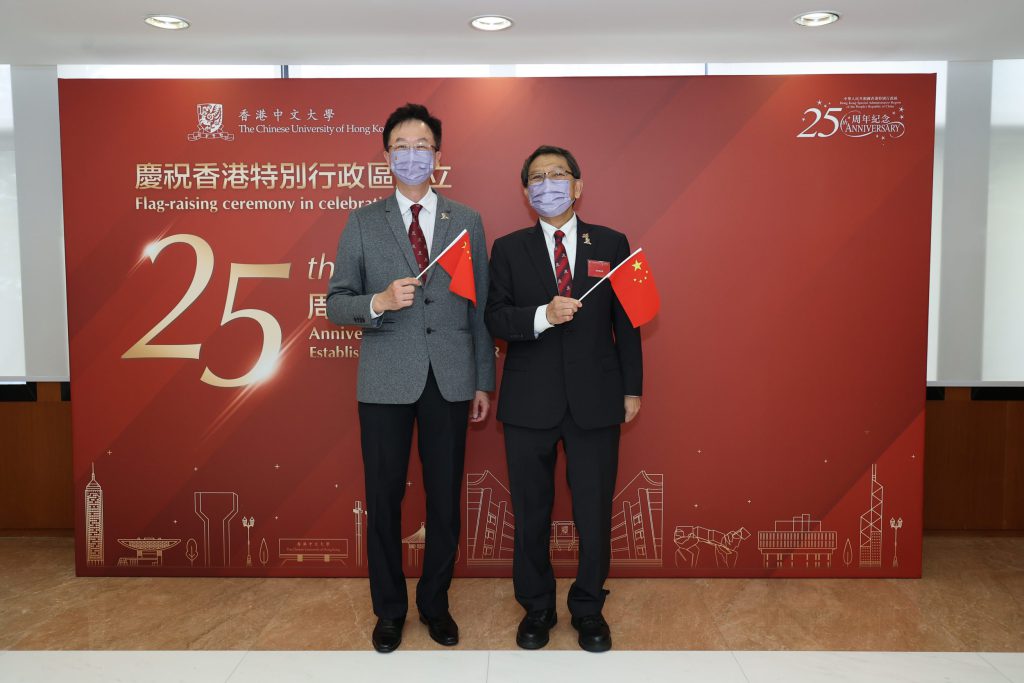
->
[326,103,494,653]
[485,145,643,653]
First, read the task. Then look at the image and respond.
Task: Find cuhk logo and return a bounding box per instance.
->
[187,103,234,141]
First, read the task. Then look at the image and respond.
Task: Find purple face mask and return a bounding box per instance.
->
[389,148,435,185]
[528,178,574,218]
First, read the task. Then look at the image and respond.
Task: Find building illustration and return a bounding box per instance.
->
[84,462,105,567]
[858,464,884,568]
[466,469,663,568]
[673,525,750,568]
[353,500,365,567]
[550,520,580,566]
[610,470,664,566]
[466,471,515,566]
[193,491,239,567]
[757,513,837,568]
[116,537,180,567]
[402,522,426,567]
[278,538,348,565]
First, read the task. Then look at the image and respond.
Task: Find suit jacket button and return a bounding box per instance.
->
[425,298,432,305]
[426,327,433,334]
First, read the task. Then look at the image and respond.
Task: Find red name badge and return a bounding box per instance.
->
[588,260,611,277]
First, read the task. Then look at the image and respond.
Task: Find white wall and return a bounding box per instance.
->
[983,60,1024,380]
[0,65,26,380]
[10,66,68,381]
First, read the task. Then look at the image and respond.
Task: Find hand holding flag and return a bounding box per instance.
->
[578,247,660,327]
[416,229,477,305]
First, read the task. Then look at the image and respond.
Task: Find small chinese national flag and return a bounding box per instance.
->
[436,229,476,305]
[609,248,660,327]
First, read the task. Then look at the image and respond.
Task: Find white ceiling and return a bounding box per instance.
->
[1,0,1023,66]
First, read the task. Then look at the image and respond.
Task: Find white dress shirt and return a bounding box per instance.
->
[394,187,437,252]
[533,213,578,336]
[371,188,438,318]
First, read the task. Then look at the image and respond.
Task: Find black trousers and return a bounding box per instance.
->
[358,368,469,619]
[504,411,620,617]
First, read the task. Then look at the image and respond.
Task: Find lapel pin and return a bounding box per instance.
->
[582,233,592,245]
[440,211,451,220]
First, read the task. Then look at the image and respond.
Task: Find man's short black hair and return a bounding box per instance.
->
[520,145,581,187]
[382,103,442,151]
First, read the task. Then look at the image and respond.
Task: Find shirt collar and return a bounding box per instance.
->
[396,188,437,216]
[539,213,578,241]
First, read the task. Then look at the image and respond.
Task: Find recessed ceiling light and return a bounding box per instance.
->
[470,15,513,32]
[145,15,190,30]
[794,11,840,27]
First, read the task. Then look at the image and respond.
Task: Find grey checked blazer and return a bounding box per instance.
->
[326,192,495,404]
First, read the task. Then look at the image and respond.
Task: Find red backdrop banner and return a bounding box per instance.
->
[60,75,934,578]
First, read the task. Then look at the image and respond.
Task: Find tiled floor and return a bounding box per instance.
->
[2,535,1021,652]
[0,650,1022,682]
[0,536,1021,680]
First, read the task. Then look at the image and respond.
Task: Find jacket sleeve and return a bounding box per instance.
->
[467,212,496,392]
[325,210,384,329]
[612,233,643,396]
[485,237,542,342]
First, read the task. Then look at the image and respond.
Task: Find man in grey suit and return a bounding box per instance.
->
[326,103,494,653]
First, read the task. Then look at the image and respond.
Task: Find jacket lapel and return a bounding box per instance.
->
[571,218,594,298]
[384,194,420,277]
[426,193,454,287]
[525,223,558,300]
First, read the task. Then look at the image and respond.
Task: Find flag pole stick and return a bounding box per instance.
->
[577,247,643,302]
[415,228,468,280]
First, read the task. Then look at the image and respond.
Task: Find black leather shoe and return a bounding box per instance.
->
[516,608,557,650]
[372,617,405,653]
[571,614,612,653]
[419,611,459,646]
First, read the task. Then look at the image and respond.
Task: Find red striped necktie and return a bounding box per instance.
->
[554,229,572,297]
[408,204,429,272]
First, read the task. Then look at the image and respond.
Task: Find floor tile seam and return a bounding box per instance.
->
[977,652,1019,683]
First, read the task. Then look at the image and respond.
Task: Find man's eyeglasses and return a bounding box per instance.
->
[389,143,436,153]
[527,169,574,185]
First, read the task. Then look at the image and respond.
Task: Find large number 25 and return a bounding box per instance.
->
[122,233,291,388]
[797,107,842,138]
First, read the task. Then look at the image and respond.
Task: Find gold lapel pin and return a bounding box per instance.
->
[440,211,451,220]
[582,233,592,245]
